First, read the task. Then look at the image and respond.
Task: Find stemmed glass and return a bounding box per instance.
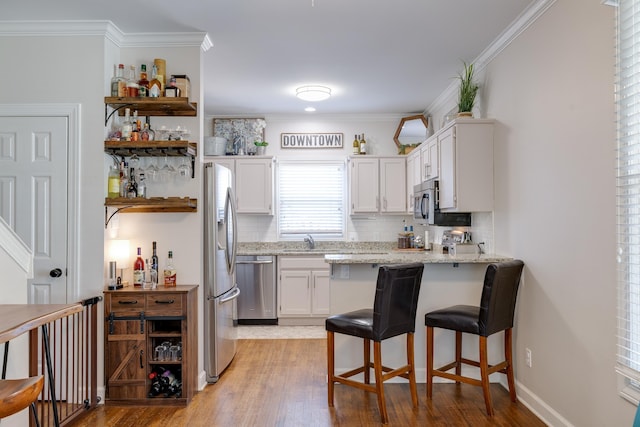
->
[159,155,176,182]
[177,158,191,181]
[144,157,159,182]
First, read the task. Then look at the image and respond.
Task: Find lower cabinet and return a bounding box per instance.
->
[103,285,198,406]
[278,256,330,325]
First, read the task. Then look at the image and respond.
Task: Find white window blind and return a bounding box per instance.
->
[277,161,345,239]
[616,0,640,398]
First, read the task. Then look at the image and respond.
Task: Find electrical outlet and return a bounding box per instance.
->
[525,348,532,368]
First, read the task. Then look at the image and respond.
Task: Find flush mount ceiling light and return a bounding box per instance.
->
[296,85,331,102]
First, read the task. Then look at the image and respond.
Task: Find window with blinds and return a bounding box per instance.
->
[277,160,345,239]
[616,0,640,402]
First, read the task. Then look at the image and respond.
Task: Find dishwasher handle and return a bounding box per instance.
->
[236,259,274,265]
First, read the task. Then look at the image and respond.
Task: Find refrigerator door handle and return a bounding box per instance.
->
[235,259,274,265]
[219,287,241,304]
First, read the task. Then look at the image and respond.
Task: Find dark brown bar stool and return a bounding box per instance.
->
[0,375,43,425]
[326,263,424,424]
[425,260,524,416]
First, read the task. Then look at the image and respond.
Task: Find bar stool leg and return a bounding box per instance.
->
[327,331,335,407]
[426,326,434,399]
[373,341,388,424]
[504,329,517,402]
[407,333,418,407]
[364,338,371,384]
[455,331,462,379]
[479,336,494,416]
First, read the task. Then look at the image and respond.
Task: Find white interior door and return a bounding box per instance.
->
[0,116,68,304]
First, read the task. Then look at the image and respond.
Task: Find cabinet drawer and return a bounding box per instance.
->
[109,293,146,314]
[278,256,328,270]
[146,294,184,316]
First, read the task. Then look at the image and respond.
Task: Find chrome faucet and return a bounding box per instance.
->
[304,234,315,249]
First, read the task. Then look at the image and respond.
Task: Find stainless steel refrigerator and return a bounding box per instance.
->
[204,162,240,383]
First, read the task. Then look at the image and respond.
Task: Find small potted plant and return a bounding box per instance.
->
[254,141,268,155]
[457,61,479,117]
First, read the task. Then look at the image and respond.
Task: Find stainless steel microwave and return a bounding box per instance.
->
[413,179,471,226]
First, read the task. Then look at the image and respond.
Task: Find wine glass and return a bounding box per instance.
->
[144,157,159,182]
[177,158,191,181]
[159,155,176,182]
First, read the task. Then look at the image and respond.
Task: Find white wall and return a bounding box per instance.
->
[427,0,624,425]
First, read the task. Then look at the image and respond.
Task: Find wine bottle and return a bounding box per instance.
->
[164,250,177,287]
[133,247,145,287]
[359,133,367,155]
[151,242,159,287]
[110,64,126,97]
[148,65,162,98]
[126,65,139,97]
[119,161,128,198]
[137,172,146,198]
[137,64,149,97]
[127,167,137,198]
[107,166,120,198]
[164,76,181,97]
[352,134,360,155]
[121,108,132,141]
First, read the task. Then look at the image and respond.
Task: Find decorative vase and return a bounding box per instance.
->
[457,111,473,118]
[256,146,266,156]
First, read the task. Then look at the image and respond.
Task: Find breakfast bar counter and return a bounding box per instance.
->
[324,252,516,385]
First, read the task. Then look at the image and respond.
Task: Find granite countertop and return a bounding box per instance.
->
[237,242,512,264]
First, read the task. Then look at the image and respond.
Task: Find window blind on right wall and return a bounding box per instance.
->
[616,0,640,403]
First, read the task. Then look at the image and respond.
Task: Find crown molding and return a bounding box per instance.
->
[427,0,557,115]
[0,20,211,50]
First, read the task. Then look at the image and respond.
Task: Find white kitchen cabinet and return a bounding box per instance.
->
[278,256,330,324]
[437,119,494,212]
[350,156,407,214]
[406,148,422,214]
[421,137,438,181]
[206,156,274,214]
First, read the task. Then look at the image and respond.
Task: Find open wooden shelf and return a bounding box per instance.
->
[105,197,197,213]
[105,97,197,116]
[104,140,197,157]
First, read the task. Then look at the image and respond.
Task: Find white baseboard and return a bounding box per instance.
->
[198,370,208,391]
[513,379,574,427]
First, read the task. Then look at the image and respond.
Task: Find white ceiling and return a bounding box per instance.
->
[3,0,535,116]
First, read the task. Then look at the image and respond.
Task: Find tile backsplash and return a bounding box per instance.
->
[237,211,494,254]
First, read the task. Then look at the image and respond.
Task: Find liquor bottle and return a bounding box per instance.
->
[352,134,360,155]
[121,108,133,141]
[137,172,146,198]
[119,161,129,198]
[110,64,126,97]
[107,166,120,198]
[126,65,139,97]
[137,64,149,97]
[133,247,145,287]
[164,76,181,97]
[131,110,140,142]
[164,250,177,287]
[151,241,159,287]
[127,167,138,198]
[148,65,162,98]
[140,123,155,141]
[359,133,367,154]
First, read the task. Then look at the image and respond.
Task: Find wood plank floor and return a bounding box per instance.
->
[70,339,546,426]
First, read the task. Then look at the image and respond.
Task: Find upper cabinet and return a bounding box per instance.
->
[437,119,494,212]
[207,156,275,215]
[406,149,422,214]
[421,137,439,182]
[349,156,407,214]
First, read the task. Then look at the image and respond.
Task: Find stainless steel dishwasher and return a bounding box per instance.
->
[236,255,277,324]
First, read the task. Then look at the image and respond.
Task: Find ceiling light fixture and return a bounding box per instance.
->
[296,85,331,102]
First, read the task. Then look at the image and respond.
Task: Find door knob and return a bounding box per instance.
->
[49,268,63,278]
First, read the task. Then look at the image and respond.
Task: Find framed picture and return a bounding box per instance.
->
[212,118,266,148]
